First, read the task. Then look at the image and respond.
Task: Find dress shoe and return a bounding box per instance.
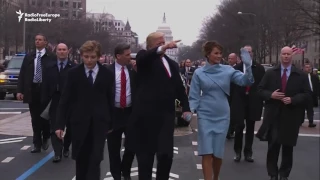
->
[63,150,69,158]
[270,176,278,180]
[226,133,235,139]
[42,139,49,150]
[244,155,254,162]
[30,147,41,153]
[308,123,316,128]
[233,152,241,162]
[280,177,288,180]
[52,155,62,163]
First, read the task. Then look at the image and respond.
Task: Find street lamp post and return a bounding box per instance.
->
[237,11,260,62]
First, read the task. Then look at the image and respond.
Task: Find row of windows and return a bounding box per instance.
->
[30,0,82,9]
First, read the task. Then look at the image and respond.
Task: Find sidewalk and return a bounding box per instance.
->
[0,112,32,136]
[0,112,193,137]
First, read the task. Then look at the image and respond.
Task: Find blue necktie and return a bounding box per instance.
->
[33,52,42,83]
[59,62,64,72]
[88,70,93,85]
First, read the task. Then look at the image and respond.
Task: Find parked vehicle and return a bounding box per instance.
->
[0,54,25,100]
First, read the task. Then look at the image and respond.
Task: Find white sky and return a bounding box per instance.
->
[87,0,220,45]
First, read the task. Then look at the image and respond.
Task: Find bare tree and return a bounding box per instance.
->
[197,0,306,63]
[291,0,320,35]
[0,1,22,57]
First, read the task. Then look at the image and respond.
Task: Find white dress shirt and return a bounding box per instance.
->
[34,48,46,75]
[157,47,172,77]
[114,62,131,108]
[84,63,99,83]
[308,73,313,91]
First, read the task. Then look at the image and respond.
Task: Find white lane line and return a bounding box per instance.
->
[196,164,202,169]
[174,150,178,154]
[1,157,14,163]
[173,147,178,150]
[21,145,31,150]
[0,137,26,142]
[192,141,198,145]
[0,112,21,114]
[0,140,23,144]
[243,131,320,137]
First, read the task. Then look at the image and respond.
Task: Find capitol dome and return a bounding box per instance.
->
[156,13,172,33]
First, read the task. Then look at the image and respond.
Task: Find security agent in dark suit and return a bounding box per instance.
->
[55,41,114,180]
[42,43,76,162]
[257,46,310,180]
[231,46,265,162]
[106,44,136,180]
[303,63,319,127]
[125,32,192,180]
[17,34,56,153]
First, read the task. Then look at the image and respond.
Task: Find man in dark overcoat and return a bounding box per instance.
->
[231,45,265,162]
[256,46,311,180]
[126,32,192,180]
[42,43,76,162]
[302,63,319,127]
[17,33,56,153]
[55,40,114,180]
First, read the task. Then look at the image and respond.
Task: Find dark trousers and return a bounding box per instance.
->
[234,119,255,155]
[75,124,101,180]
[228,118,235,136]
[267,141,293,177]
[51,121,71,156]
[28,83,50,147]
[136,152,173,180]
[305,101,314,124]
[107,127,135,179]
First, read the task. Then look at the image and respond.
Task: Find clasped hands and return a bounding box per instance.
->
[271,89,292,104]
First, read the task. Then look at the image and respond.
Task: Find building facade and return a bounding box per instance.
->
[156,13,178,62]
[27,0,86,19]
[86,12,139,48]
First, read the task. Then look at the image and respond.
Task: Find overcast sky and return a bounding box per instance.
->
[87,0,220,45]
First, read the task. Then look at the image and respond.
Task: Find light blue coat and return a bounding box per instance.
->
[189,63,254,158]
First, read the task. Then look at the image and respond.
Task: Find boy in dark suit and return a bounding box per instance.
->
[55,40,114,180]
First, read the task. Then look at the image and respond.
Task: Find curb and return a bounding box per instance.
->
[0,111,30,126]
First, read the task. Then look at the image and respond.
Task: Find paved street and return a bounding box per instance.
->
[0,107,319,180]
[0,94,29,121]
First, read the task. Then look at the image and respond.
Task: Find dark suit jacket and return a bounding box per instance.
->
[17,49,56,103]
[127,47,190,154]
[41,59,76,130]
[106,63,137,130]
[230,61,265,123]
[56,63,114,161]
[257,65,311,146]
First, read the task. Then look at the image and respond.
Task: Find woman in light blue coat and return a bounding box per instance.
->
[189,41,254,180]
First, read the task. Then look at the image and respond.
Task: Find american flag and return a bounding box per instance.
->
[292,44,307,54]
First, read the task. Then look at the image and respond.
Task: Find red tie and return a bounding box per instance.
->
[281,68,287,92]
[120,66,126,108]
[245,86,250,94]
[162,60,171,78]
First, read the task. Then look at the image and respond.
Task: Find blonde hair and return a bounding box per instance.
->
[80,40,102,57]
[146,32,164,49]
